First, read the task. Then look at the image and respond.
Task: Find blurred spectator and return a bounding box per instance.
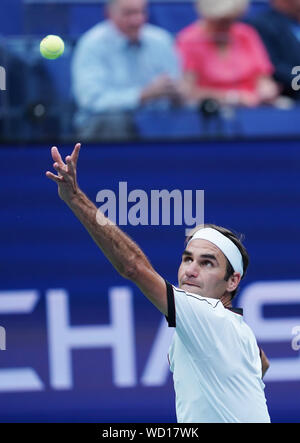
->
[248,0,300,100]
[0,39,56,141]
[176,0,279,107]
[71,0,182,140]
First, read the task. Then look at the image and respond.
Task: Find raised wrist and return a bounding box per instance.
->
[65,187,84,208]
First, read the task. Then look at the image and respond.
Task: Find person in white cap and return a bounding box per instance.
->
[177,0,279,107]
[46,142,271,423]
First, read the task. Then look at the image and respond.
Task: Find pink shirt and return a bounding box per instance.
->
[176,21,274,93]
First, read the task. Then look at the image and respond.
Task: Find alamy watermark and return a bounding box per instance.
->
[291,66,300,91]
[291,326,300,351]
[0,66,6,91]
[0,326,6,350]
[95,182,204,235]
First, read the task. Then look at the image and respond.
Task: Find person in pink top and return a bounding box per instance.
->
[176,0,279,107]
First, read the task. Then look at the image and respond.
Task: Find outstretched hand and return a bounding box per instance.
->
[46,142,81,203]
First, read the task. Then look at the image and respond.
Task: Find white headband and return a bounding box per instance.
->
[187,228,244,276]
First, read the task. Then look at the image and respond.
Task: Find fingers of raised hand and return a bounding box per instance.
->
[45,171,64,184]
[51,146,65,167]
[47,143,80,186]
[70,143,81,167]
[53,161,70,181]
[65,155,75,176]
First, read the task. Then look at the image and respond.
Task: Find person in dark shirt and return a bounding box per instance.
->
[248,0,300,99]
[0,39,57,141]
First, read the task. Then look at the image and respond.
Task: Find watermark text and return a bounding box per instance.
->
[0,326,6,350]
[96,182,204,235]
[0,66,6,91]
[291,326,300,351]
[291,66,300,91]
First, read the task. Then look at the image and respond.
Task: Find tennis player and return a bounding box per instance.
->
[46,143,270,423]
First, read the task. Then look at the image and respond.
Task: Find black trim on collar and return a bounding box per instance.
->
[226,307,243,316]
[165,280,176,327]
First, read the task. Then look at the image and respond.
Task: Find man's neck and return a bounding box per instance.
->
[220,293,232,308]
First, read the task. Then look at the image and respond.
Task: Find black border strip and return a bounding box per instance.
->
[165,280,176,327]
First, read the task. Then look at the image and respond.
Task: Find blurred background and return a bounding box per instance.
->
[0,0,300,423]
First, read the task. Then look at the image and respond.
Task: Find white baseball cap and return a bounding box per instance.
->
[197,0,249,19]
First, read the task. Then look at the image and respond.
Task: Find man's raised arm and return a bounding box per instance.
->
[46,143,167,315]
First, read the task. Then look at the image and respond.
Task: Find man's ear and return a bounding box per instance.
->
[226,272,242,293]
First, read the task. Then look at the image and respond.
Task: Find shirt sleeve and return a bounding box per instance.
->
[165,280,176,327]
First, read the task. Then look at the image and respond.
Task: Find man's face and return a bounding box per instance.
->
[108,0,147,41]
[177,239,232,300]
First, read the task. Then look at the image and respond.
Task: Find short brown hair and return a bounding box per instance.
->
[185,224,249,299]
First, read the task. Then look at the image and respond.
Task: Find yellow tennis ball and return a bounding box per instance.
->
[40,35,64,60]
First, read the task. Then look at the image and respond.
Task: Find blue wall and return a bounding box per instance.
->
[0,139,299,423]
[1,0,269,36]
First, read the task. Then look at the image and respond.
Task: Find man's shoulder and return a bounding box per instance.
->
[141,23,174,44]
[76,21,174,49]
[75,21,114,46]
[172,285,221,309]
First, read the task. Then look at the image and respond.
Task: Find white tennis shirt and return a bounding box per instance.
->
[165,282,270,423]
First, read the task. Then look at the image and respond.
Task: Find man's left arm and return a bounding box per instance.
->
[260,347,270,378]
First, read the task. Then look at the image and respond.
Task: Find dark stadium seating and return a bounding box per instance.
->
[1,1,298,142]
